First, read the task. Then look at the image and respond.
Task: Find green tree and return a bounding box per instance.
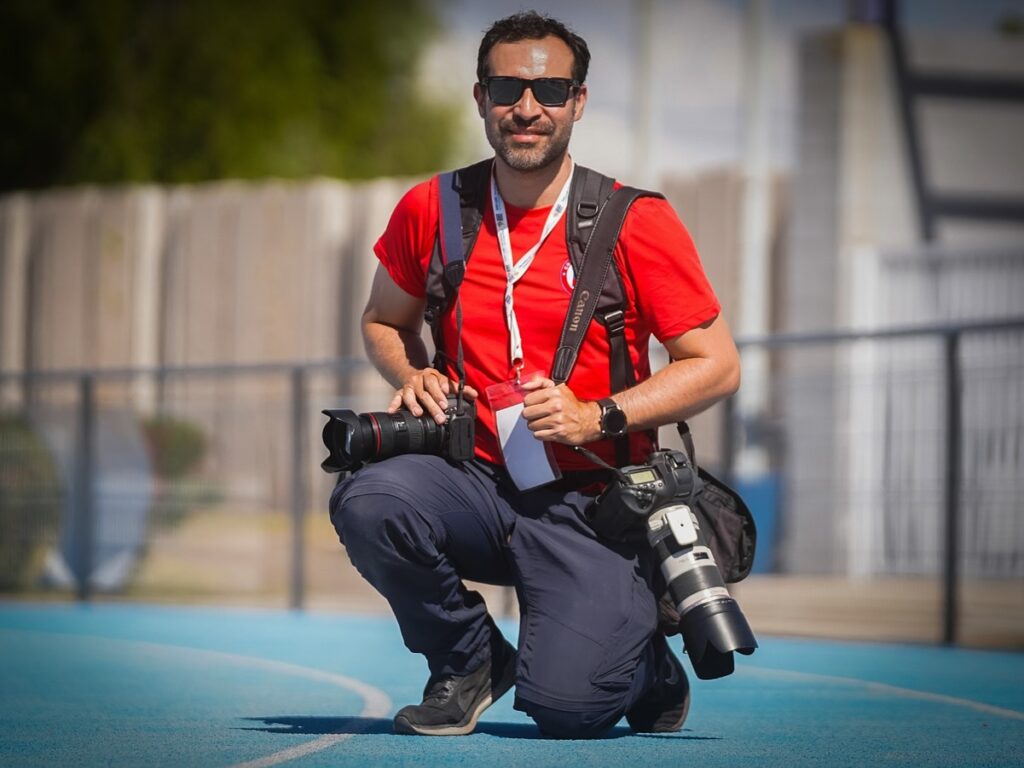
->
[0,415,61,590]
[0,0,459,190]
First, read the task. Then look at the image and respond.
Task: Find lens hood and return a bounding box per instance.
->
[680,597,758,680]
[321,409,363,472]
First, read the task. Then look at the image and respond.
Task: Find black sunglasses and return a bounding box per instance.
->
[480,77,580,107]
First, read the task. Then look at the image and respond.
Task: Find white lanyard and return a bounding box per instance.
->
[490,164,574,376]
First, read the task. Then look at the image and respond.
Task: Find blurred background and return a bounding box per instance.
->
[1,0,1021,649]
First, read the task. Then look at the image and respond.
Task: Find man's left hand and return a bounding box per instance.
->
[520,376,603,445]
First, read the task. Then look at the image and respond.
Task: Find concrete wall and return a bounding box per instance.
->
[783,25,1024,577]
[0,178,413,505]
[0,168,755,503]
[662,167,787,470]
[0,180,414,375]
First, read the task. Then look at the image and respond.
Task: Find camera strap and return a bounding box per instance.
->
[572,444,629,484]
[553,185,661,466]
[551,186,648,383]
[436,167,475,408]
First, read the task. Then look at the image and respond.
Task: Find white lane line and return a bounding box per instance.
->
[0,629,391,768]
[740,666,1024,721]
[123,642,393,768]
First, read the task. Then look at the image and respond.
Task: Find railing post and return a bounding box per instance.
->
[942,332,962,645]
[73,374,95,602]
[289,367,308,611]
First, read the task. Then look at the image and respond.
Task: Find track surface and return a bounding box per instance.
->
[1,603,1021,767]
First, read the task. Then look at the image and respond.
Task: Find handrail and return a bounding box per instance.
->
[3,317,1023,380]
[0,356,369,382]
[735,316,1024,349]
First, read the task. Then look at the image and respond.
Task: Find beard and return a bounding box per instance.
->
[485,116,574,172]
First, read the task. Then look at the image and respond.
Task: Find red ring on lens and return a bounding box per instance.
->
[367,413,382,454]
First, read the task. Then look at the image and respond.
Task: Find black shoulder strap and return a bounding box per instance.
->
[551,185,648,383]
[425,159,491,365]
[565,166,617,273]
[552,181,666,466]
[565,167,666,395]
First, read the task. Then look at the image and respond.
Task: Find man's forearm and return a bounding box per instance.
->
[362,319,432,390]
[520,347,739,446]
[611,354,740,433]
[608,316,742,435]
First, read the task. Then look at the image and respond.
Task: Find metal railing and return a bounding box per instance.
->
[1,358,369,608]
[2,317,1022,646]
[724,316,1024,645]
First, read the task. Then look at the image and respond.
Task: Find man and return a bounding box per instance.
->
[330,11,740,739]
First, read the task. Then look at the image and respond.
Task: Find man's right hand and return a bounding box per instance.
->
[389,368,478,424]
[361,264,478,423]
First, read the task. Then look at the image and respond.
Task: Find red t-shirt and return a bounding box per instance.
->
[373,172,721,471]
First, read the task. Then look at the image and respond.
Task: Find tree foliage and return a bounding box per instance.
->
[0,415,61,590]
[0,0,459,190]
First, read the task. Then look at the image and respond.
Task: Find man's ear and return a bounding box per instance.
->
[572,84,588,122]
[473,82,486,118]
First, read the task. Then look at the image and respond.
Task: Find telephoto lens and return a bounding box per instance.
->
[646,500,758,679]
[321,395,475,473]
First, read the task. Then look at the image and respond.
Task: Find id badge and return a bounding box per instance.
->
[486,372,562,491]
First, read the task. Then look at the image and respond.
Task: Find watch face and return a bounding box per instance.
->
[603,405,627,436]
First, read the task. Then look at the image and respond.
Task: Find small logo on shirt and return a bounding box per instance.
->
[559,260,576,294]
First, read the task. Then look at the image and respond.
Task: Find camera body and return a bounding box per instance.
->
[321,394,475,473]
[588,450,700,541]
[589,449,757,680]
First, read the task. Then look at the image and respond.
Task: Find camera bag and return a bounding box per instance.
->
[425,161,756,583]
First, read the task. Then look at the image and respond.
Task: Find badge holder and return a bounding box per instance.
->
[486,371,562,491]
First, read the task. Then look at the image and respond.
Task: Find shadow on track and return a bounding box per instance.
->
[239,716,392,735]
[241,717,723,741]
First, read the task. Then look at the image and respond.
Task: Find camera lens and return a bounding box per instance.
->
[643,476,757,680]
[369,411,444,460]
[321,408,446,472]
[676,597,756,679]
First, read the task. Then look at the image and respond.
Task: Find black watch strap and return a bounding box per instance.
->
[598,397,628,438]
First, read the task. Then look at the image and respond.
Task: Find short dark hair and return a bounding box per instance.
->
[477,11,591,84]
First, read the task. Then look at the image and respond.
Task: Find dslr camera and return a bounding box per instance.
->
[588,449,758,679]
[321,394,474,473]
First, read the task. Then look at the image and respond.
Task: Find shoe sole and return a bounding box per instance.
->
[627,642,692,734]
[662,687,691,732]
[393,692,495,736]
[628,687,691,733]
[393,648,517,736]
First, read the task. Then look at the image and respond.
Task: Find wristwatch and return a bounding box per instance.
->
[598,398,628,438]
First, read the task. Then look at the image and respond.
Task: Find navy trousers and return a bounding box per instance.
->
[329,454,660,739]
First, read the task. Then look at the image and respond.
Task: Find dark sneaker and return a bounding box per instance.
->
[626,635,691,733]
[393,639,517,736]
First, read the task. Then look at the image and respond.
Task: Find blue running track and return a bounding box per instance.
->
[1,603,1021,767]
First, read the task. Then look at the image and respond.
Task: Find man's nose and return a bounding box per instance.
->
[512,85,542,119]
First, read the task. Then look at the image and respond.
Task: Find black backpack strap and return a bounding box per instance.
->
[596,184,662,397]
[557,178,664,466]
[425,159,491,366]
[565,165,617,273]
[554,185,658,466]
[566,167,665,398]
[552,185,646,383]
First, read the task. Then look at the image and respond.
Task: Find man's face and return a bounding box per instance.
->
[474,36,588,173]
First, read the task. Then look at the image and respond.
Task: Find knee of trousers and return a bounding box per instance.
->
[518,700,622,740]
[329,483,439,567]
